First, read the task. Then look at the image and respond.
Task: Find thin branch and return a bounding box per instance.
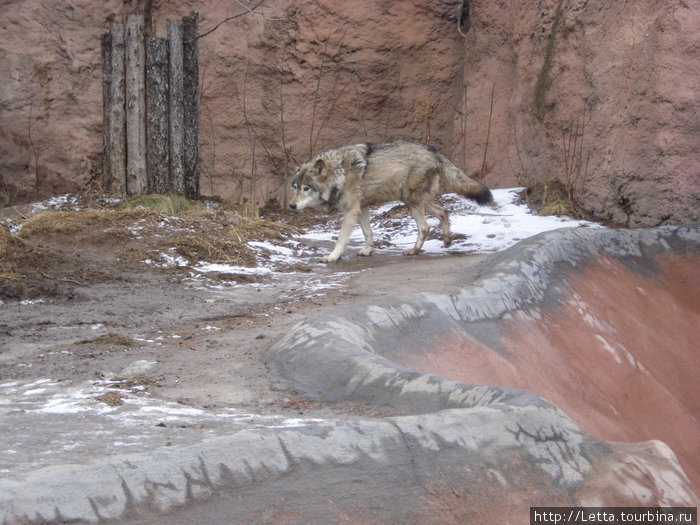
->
[231,0,295,21]
[197,0,297,42]
[28,99,39,189]
[461,80,467,168]
[313,79,350,152]
[383,61,392,140]
[280,73,291,208]
[196,0,266,41]
[309,32,332,157]
[480,83,495,182]
[457,0,468,37]
[242,56,256,201]
[511,120,530,189]
[236,52,278,203]
[560,109,589,204]
[206,103,216,196]
[351,62,368,137]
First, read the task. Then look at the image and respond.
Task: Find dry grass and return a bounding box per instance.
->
[117,193,206,215]
[518,180,586,219]
[76,333,135,346]
[1,226,63,298]
[1,193,301,300]
[18,208,155,237]
[162,226,255,266]
[1,227,58,276]
[94,391,125,407]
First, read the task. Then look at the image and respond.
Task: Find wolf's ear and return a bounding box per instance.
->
[314,159,325,174]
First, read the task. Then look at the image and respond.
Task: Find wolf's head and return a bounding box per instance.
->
[289,145,367,211]
[289,158,330,211]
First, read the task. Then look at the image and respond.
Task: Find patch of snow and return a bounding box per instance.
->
[29,194,82,214]
[0,378,343,474]
[19,299,45,306]
[143,249,188,268]
[194,262,273,275]
[297,188,600,256]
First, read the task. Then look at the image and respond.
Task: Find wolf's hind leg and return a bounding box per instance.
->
[405,205,429,256]
[322,207,360,263]
[357,206,374,256]
[426,201,451,247]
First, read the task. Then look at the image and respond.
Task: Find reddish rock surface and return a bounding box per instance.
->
[460,0,700,226]
[1,1,698,225]
[398,252,700,491]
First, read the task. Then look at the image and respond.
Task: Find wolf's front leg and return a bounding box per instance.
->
[322,208,360,263]
[357,206,374,256]
[404,205,429,256]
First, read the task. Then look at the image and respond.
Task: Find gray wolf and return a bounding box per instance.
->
[289,141,493,263]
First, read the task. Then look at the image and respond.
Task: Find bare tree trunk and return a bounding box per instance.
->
[101,32,112,190]
[279,74,289,209]
[146,36,169,193]
[102,12,199,199]
[168,20,185,195]
[125,14,147,195]
[182,12,200,199]
[107,22,126,194]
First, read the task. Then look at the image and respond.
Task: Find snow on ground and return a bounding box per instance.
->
[8,189,598,293]
[297,188,600,255]
[0,378,324,475]
[6,188,600,279]
[189,188,600,280]
[183,188,601,299]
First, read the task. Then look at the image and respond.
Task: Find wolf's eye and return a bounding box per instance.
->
[302,186,310,192]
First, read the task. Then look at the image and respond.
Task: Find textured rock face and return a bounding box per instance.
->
[1,227,697,523]
[0,0,122,199]
[460,0,700,226]
[1,0,697,225]
[264,226,700,503]
[0,0,465,204]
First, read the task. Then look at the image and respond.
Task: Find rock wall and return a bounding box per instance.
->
[0,0,123,199]
[1,0,697,225]
[461,0,699,226]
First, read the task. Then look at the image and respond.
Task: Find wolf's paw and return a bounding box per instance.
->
[443,237,452,248]
[403,248,420,256]
[358,247,373,256]
[321,254,341,263]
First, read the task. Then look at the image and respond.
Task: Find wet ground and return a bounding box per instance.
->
[0,235,488,476]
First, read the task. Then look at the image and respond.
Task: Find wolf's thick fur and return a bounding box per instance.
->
[289,141,493,262]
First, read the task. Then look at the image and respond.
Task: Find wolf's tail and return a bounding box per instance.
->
[438,152,493,205]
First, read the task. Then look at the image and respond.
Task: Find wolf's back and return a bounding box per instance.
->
[437,152,493,205]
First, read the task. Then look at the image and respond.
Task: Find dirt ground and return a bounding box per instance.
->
[0,197,490,423]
